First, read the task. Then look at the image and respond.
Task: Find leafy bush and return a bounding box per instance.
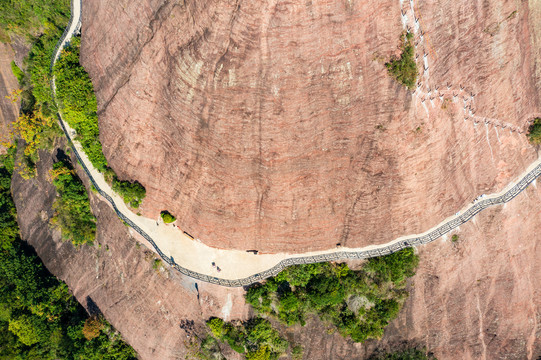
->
[527,118,541,145]
[245,248,419,342]
[152,258,163,271]
[161,210,176,223]
[386,32,417,89]
[112,175,146,208]
[0,150,137,359]
[82,315,105,340]
[50,160,96,246]
[206,317,289,360]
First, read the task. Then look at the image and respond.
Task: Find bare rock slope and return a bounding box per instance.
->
[82,0,540,253]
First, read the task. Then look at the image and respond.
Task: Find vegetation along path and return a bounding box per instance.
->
[51,0,541,287]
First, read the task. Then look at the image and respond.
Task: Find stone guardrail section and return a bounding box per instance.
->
[50,0,541,287]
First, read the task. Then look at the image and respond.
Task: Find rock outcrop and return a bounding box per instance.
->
[81,0,540,253]
[0,43,20,151]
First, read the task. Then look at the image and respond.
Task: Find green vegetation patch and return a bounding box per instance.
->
[50,159,96,246]
[207,317,289,359]
[10,61,24,85]
[527,118,541,145]
[0,150,137,359]
[1,1,68,179]
[0,0,69,39]
[111,175,146,209]
[385,32,417,89]
[53,36,108,171]
[246,248,419,342]
[161,210,176,223]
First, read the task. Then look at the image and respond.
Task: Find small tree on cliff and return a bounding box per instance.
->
[527,118,541,145]
[160,210,176,223]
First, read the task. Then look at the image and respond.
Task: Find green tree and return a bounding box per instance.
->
[527,118,541,145]
[161,210,176,223]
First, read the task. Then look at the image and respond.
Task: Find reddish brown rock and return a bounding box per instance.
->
[80,0,540,253]
[381,180,541,360]
[0,42,20,152]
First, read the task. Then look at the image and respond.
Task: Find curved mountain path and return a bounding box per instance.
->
[50,0,541,287]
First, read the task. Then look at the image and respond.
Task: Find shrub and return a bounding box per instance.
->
[152,258,163,271]
[55,37,148,209]
[527,118,541,145]
[291,345,303,360]
[54,37,108,172]
[385,32,417,89]
[161,210,176,223]
[112,176,146,208]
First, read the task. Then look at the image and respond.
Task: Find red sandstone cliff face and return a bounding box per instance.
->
[81,0,540,253]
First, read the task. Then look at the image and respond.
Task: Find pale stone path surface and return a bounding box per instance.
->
[50,0,541,287]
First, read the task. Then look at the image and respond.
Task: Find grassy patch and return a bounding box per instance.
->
[385,32,417,89]
[49,159,96,246]
[246,248,418,342]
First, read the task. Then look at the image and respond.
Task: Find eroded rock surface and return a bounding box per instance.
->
[381,182,541,360]
[81,0,540,252]
[0,43,20,151]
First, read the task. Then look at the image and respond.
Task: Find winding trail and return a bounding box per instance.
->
[50,0,541,287]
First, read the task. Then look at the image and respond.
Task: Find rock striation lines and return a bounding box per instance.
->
[49,0,541,287]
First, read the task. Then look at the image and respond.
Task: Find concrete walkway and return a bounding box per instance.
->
[50,0,541,287]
